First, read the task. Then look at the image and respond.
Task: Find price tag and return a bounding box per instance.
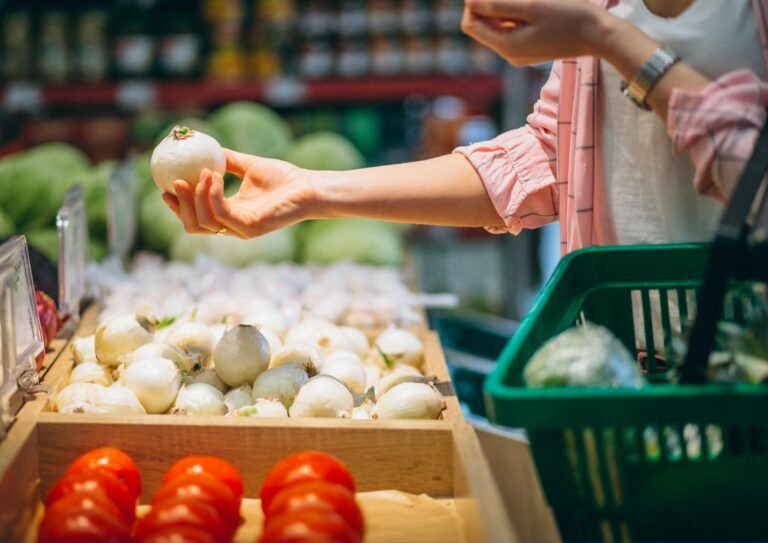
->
[2,82,43,113]
[56,185,88,319]
[0,237,45,437]
[263,77,307,106]
[116,81,156,111]
[107,158,138,265]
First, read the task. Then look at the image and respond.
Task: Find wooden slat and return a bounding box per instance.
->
[0,420,41,542]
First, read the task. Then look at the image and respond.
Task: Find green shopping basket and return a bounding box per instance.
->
[484,123,768,541]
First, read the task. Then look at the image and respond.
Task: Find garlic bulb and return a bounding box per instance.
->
[94,384,146,415]
[121,357,182,414]
[69,361,113,387]
[372,382,445,420]
[165,322,214,368]
[269,343,320,375]
[251,366,308,408]
[289,375,354,419]
[234,398,288,418]
[71,335,97,364]
[56,382,102,413]
[95,314,155,367]
[126,343,194,372]
[362,363,383,391]
[244,310,288,338]
[151,126,226,194]
[259,327,284,356]
[213,325,270,387]
[374,328,424,368]
[224,384,253,414]
[351,399,375,420]
[340,326,370,359]
[321,351,367,394]
[375,365,432,400]
[172,383,227,416]
[183,368,229,394]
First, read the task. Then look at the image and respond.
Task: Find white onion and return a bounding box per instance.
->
[284,323,320,345]
[374,328,424,368]
[183,368,228,394]
[95,314,154,367]
[126,343,194,372]
[151,126,226,194]
[251,367,308,408]
[321,351,367,394]
[289,375,354,419]
[213,325,270,387]
[94,384,146,414]
[121,357,182,414]
[259,327,284,356]
[71,335,97,365]
[165,322,214,368]
[244,310,288,338]
[69,361,113,387]
[340,326,370,359]
[55,382,102,413]
[375,365,431,400]
[372,382,445,420]
[269,343,320,374]
[209,323,229,346]
[234,398,288,418]
[224,384,253,414]
[310,326,356,356]
[172,383,226,416]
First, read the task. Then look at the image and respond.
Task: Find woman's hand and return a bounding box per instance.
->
[162,149,319,239]
[461,0,612,66]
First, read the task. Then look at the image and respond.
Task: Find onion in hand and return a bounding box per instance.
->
[151,125,226,195]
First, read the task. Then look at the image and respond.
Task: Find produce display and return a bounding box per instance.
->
[258,451,364,543]
[56,304,445,421]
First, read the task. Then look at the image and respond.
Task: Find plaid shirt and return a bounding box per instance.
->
[456,0,768,254]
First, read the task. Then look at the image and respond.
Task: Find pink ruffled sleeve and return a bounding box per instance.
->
[454,63,561,234]
[668,69,768,200]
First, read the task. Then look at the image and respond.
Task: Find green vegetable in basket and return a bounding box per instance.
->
[524,323,644,388]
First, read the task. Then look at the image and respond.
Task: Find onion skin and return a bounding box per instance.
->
[151,126,226,195]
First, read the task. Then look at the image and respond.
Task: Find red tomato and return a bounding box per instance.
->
[65,447,142,498]
[260,451,355,513]
[162,455,243,501]
[46,471,136,524]
[151,474,241,529]
[37,493,131,543]
[260,506,361,543]
[135,524,220,543]
[265,481,363,540]
[135,496,233,542]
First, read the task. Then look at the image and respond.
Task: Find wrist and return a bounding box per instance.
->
[305,169,339,220]
[584,9,623,59]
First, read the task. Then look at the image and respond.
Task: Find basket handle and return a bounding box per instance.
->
[681,119,768,383]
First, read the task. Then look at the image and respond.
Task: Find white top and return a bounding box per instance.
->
[601,0,767,245]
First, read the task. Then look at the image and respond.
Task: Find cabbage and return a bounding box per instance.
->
[0,210,13,237]
[0,143,90,231]
[301,219,403,266]
[170,228,297,266]
[208,102,292,158]
[524,323,644,388]
[140,191,185,253]
[283,132,365,171]
[134,150,155,198]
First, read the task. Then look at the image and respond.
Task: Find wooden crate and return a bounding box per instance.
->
[0,416,515,542]
[19,307,463,425]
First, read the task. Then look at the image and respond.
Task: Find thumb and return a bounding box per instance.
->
[466,0,529,20]
[223,148,261,178]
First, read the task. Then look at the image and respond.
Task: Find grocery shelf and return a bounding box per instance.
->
[1,76,502,112]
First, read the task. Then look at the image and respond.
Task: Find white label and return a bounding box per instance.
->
[2,82,42,113]
[116,81,156,110]
[263,77,307,106]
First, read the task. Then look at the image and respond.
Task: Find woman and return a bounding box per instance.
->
[165,0,768,255]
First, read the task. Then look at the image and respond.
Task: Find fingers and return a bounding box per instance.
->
[224,148,260,178]
[174,180,211,234]
[194,170,223,233]
[201,172,253,239]
[465,0,530,19]
[162,193,180,215]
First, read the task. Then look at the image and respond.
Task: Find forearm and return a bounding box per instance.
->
[595,12,711,121]
[310,154,506,228]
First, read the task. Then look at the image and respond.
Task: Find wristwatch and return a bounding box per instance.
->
[620,46,681,110]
